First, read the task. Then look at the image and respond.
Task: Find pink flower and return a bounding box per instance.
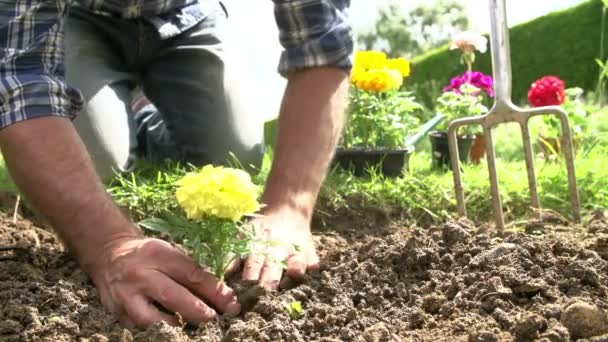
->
[450,31,488,54]
[443,71,494,97]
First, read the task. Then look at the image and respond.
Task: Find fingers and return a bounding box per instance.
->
[306,248,321,271]
[260,261,284,290]
[242,254,265,281]
[285,253,307,278]
[118,315,136,329]
[158,246,240,315]
[122,294,178,329]
[183,266,241,315]
[244,240,320,289]
[224,257,242,275]
[144,270,218,324]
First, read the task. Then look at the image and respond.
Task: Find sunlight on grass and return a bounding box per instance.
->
[103,110,608,227]
[319,144,608,225]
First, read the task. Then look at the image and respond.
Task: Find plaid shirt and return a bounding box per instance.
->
[0,0,353,129]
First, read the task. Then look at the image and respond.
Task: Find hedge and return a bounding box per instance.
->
[408,0,607,106]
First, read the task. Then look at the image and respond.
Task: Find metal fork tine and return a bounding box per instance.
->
[556,111,582,222]
[521,120,541,212]
[447,123,466,217]
[483,127,506,232]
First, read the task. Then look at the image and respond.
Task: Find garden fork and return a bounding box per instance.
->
[447,0,581,232]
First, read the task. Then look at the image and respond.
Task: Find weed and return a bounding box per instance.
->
[283,301,304,319]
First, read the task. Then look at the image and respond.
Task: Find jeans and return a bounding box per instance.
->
[65,3,265,180]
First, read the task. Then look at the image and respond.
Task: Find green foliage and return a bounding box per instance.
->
[106,161,189,221]
[0,155,18,194]
[410,0,607,107]
[597,2,608,105]
[596,57,608,105]
[264,118,278,152]
[108,160,278,280]
[407,79,445,113]
[434,84,488,135]
[534,88,592,140]
[140,211,259,279]
[358,0,469,58]
[283,301,304,319]
[321,140,608,225]
[341,88,423,148]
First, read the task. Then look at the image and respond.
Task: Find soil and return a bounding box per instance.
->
[2,204,608,341]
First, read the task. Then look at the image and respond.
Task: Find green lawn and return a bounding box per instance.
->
[0,107,605,228]
[102,111,608,228]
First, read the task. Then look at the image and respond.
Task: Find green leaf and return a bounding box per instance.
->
[283,301,304,318]
[162,210,199,230]
[139,217,172,234]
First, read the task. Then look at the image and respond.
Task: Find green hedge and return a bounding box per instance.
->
[408,0,607,106]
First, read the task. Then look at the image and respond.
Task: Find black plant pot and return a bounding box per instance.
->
[429,131,475,170]
[332,146,414,177]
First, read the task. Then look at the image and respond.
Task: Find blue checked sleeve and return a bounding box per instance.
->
[272,0,354,77]
[0,0,84,129]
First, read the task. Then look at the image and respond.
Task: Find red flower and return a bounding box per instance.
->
[527,76,566,107]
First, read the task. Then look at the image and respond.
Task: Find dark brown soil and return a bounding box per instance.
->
[2,207,608,342]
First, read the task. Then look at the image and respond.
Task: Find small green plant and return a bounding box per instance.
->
[139,165,272,279]
[341,89,423,148]
[283,301,304,319]
[435,83,488,135]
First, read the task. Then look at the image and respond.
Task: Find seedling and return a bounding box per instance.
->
[283,301,303,319]
[139,165,279,279]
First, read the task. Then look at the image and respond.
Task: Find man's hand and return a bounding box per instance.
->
[242,207,319,290]
[91,237,240,328]
[241,67,349,288]
[0,117,239,328]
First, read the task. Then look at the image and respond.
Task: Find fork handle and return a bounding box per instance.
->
[489,0,513,105]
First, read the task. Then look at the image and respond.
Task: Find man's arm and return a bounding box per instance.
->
[0,0,239,328]
[242,0,353,288]
[264,68,348,223]
[0,118,241,327]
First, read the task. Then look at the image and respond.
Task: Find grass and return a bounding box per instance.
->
[105,152,275,222]
[102,126,608,229]
[106,161,189,221]
[321,146,608,225]
[317,107,608,225]
[0,111,605,229]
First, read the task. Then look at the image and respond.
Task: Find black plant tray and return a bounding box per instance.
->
[332,146,414,177]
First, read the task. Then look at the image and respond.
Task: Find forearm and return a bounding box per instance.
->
[263,67,349,218]
[0,117,140,272]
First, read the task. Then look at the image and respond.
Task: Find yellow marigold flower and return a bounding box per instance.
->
[386,57,411,78]
[354,50,387,70]
[175,165,261,222]
[355,68,402,93]
[350,64,367,84]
